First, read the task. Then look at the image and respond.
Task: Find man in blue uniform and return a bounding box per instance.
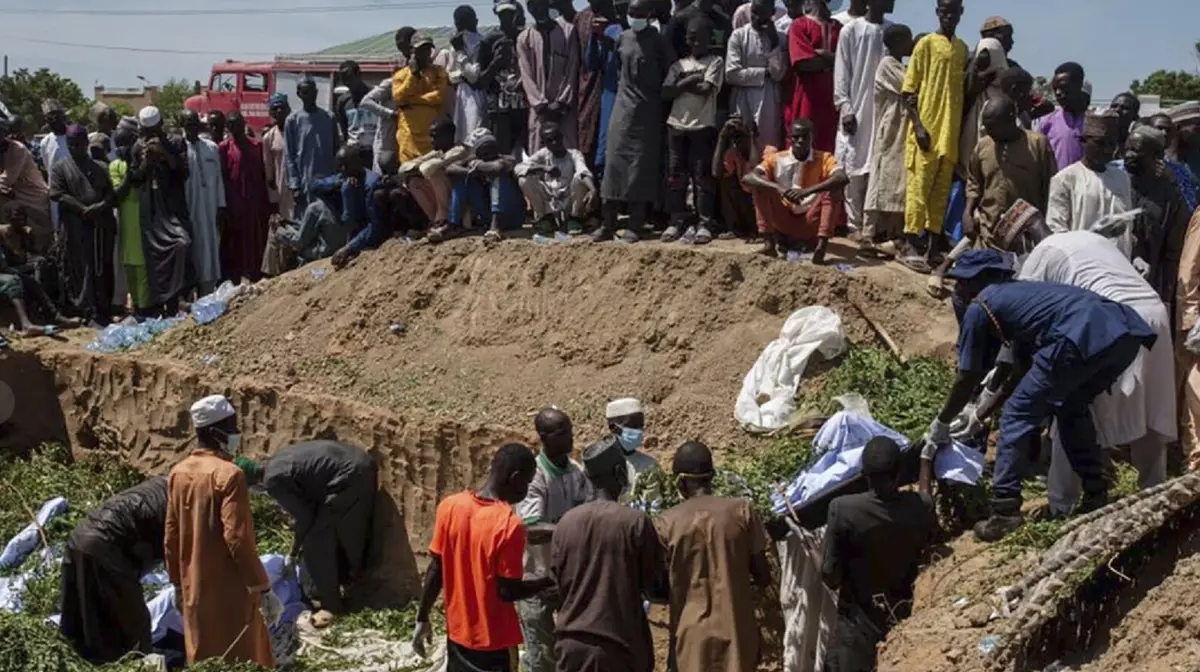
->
[923,250,1157,542]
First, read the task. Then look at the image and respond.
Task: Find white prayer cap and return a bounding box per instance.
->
[190,394,235,429]
[606,397,644,419]
[138,106,162,128]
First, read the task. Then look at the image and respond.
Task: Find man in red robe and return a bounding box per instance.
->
[219,113,271,283]
[786,0,841,152]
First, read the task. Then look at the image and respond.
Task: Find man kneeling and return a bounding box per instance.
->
[516,124,597,236]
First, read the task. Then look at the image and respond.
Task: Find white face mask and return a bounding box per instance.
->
[549,8,562,19]
[630,17,649,31]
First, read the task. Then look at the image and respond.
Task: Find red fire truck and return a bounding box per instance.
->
[184,59,394,132]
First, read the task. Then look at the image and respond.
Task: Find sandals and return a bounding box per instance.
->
[899,256,933,274]
[660,225,682,243]
[694,226,713,245]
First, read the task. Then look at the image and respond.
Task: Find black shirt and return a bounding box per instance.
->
[820,490,936,628]
[69,476,169,573]
[263,440,375,537]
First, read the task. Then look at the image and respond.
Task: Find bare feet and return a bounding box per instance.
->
[811,237,830,265]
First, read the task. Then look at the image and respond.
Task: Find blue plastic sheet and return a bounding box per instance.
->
[0,497,67,569]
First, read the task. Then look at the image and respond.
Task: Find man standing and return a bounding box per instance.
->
[1019,231,1175,514]
[1037,62,1089,170]
[59,477,168,663]
[285,77,337,217]
[334,60,378,167]
[108,127,152,314]
[358,25,416,174]
[1177,208,1200,470]
[204,111,228,145]
[667,0,733,62]
[1149,113,1198,213]
[411,444,550,672]
[786,0,841,152]
[595,0,673,243]
[1125,125,1190,316]
[602,397,662,504]
[1046,113,1131,234]
[219,113,271,284]
[475,3,530,157]
[262,94,294,219]
[901,0,968,271]
[860,23,911,256]
[924,250,1157,541]
[575,0,617,169]
[961,95,1057,250]
[519,0,580,153]
[395,34,450,163]
[166,395,277,667]
[1167,102,1200,202]
[657,441,772,672]
[132,106,192,313]
[0,113,52,252]
[550,437,661,672]
[88,103,120,161]
[516,123,597,234]
[831,0,865,24]
[181,110,225,295]
[726,0,788,150]
[832,0,892,236]
[743,118,849,262]
[446,7,487,143]
[1110,92,1141,152]
[239,440,377,626]
[662,16,724,244]
[49,124,116,327]
[40,100,70,230]
[514,409,592,672]
[822,437,935,671]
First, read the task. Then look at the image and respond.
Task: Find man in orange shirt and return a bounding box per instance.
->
[411,443,548,672]
[743,117,849,263]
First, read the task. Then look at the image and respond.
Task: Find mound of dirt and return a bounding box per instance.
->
[144,237,956,456]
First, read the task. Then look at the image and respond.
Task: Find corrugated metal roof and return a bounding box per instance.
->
[282,26,493,63]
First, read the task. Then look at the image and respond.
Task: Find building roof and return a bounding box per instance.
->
[281,26,467,64]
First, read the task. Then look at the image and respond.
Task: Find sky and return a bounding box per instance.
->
[0,0,1196,102]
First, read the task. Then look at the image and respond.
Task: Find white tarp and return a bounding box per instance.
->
[736,306,848,432]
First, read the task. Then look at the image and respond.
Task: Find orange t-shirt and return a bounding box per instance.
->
[430,491,526,651]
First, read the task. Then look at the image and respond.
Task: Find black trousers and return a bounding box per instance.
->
[823,602,886,672]
[301,461,377,613]
[666,126,717,228]
[448,639,516,672]
[59,542,151,663]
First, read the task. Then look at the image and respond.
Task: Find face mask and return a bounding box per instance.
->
[224,433,243,455]
[629,17,648,31]
[616,427,644,454]
[549,8,562,19]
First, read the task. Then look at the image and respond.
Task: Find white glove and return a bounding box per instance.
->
[258,590,283,628]
[920,438,941,461]
[928,418,952,446]
[411,620,433,658]
[1132,257,1150,278]
[951,412,985,440]
[976,386,999,414]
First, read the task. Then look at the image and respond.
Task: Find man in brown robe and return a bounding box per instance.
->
[656,441,772,672]
[165,395,276,668]
[518,0,581,152]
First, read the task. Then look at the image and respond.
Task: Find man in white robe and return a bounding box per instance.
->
[860,22,911,253]
[181,110,225,295]
[1046,112,1131,234]
[516,123,596,231]
[438,6,486,144]
[1018,230,1174,514]
[726,0,788,150]
[832,0,892,234]
[39,100,70,230]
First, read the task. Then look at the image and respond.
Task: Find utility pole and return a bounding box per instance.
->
[3,56,7,78]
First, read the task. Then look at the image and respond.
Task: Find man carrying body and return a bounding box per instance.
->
[239,440,377,626]
[285,77,338,217]
[657,441,772,672]
[1019,231,1174,515]
[394,34,449,163]
[823,436,935,671]
[550,437,661,672]
[411,443,550,672]
[181,110,225,295]
[60,477,168,663]
[516,124,597,235]
[1046,112,1131,234]
[859,23,911,257]
[832,0,892,237]
[726,0,788,150]
[514,409,591,672]
[900,0,968,273]
[166,395,277,667]
[661,16,724,244]
[743,118,848,262]
[1037,62,1089,170]
[518,0,580,152]
[1125,125,1190,313]
[923,250,1157,541]
[786,0,841,153]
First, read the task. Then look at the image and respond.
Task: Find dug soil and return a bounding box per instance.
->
[145,236,956,456]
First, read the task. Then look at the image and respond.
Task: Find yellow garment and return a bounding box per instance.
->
[393,65,450,162]
[905,153,955,235]
[902,33,969,163]
[1177,209,1200,468]
[166,449,273,668]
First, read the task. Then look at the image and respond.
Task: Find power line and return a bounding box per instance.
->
[0,35,280,56]
[0,1,490,17]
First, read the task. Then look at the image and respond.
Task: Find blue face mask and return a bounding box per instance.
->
[549,8,562,19]
[617,427,644,454]
[629,17,649,31]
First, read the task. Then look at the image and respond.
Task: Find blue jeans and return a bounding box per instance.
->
[992,336,1143,503]
[450,174,523,229]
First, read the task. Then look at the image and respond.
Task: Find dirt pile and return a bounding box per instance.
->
[143,238,955,455]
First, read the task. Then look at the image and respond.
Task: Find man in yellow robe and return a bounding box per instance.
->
[394,34,450,163]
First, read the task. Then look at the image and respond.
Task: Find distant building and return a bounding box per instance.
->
[94,85,158,111]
